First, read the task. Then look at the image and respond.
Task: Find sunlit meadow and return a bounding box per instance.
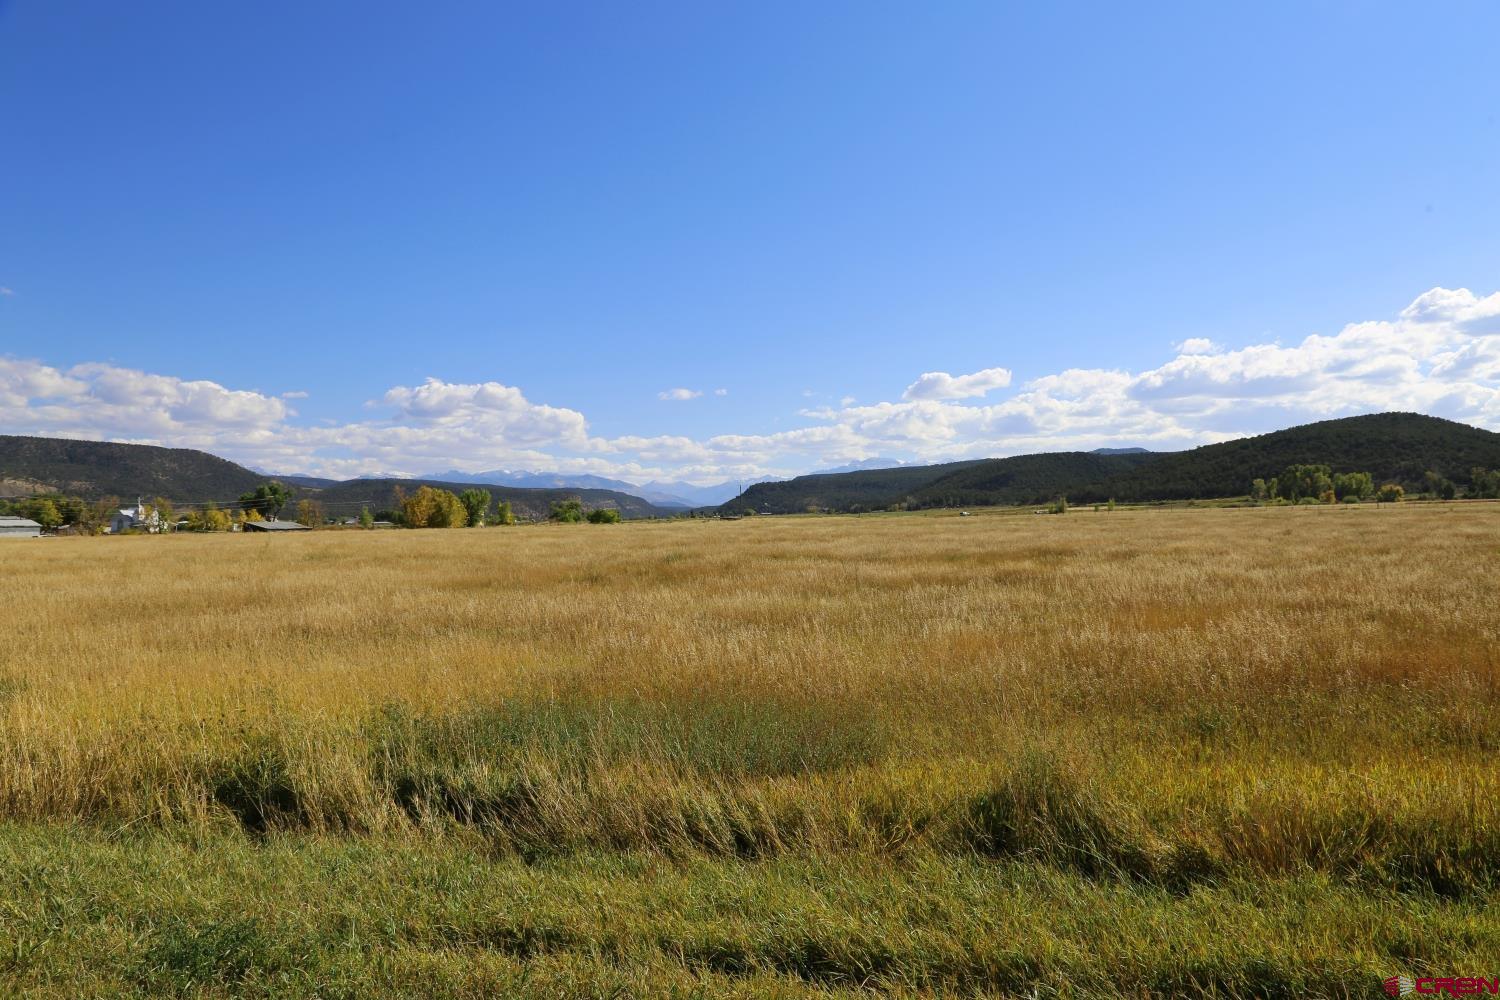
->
[1,503,1496,997]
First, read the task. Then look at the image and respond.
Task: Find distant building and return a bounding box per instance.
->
[0,516,42,538]
[109,498,161,534]
[242,519,311,532]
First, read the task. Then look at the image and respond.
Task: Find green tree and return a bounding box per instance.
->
[1422,470,1456,499]
[1470,467,1500,499]
[358,507,374,529]
[1250,478,1267,502]
[587,507,621,523]
[549,498,585,523]
[1377,483,1405,503]
[1277,465,1332,503]
[239,482,292,520]
[458,489,492,527]
[492,500,515,526]
[1332,471,1373,502]
[27,498,62,530]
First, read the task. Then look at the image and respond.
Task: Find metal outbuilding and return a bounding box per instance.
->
[0,516,42,538]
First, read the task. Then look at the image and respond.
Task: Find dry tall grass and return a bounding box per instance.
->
[2,504,1497,889]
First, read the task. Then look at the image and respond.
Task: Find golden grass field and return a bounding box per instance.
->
[1,503,1497,997]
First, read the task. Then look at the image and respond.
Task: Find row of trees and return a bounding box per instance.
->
[548,498,620,523]
[1250,465,1378,504]
[0,494,179,533]
[0,493,269,533]
[1249,464,1500,504]
[0,494,116,531]
[390,487,620,528]
[3,482,631,534]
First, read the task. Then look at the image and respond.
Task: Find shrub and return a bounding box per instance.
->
[550,499,585,523]
[587,507,621,524]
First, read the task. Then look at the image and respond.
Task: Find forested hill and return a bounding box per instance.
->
[302,478,673,521]
[726,413,1500,513]
[1090,412,1500,503]
[0,435,265,501]
[911,451,1160,508]
[726,460,987,513]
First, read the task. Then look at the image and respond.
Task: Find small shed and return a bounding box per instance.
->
[0,516,42,538]
[242,520,311,533]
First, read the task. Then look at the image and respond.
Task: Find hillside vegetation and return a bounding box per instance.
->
[0,506,1495,995]
[726,459,985,513]
[0,436,672,521]
[304,477,671,521]
[912,451,1158,509]
[0,434,265,500]
[1091,411,1500,502]
[733,412,1500,512]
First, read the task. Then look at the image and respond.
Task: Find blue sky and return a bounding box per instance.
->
[3,2,1499,482]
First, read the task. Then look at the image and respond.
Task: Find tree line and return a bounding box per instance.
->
[1,480,631,535]
[392,486,619,528]
[1250,464,1500,504]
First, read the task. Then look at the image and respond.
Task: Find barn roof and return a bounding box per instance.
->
[242,520,311,532]
[0,516,42,529]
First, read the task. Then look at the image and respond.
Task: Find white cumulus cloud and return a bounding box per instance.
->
[658,388,702,401]
[902,366,1013,401]
[5,286,1500,482]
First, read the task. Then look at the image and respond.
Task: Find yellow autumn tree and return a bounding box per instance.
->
[400,486,467,528]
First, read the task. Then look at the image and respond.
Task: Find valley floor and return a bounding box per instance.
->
[1,503,1495,997]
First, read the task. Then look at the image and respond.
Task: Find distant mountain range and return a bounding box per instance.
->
[727,413,1500,513]
[417,468,775,508]
[299,478,669,522]
[808,457,910,475]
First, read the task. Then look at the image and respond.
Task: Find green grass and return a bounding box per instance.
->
[0,825,1489,999]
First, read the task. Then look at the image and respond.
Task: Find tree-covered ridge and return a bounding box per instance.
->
[1094,412,1500,503]
[912,451,1160,509]
[728,460,987,513]
[0,434,265,500]
[728,413,1500,513]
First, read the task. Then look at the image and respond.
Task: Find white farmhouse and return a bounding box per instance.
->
[109,498,161,534]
